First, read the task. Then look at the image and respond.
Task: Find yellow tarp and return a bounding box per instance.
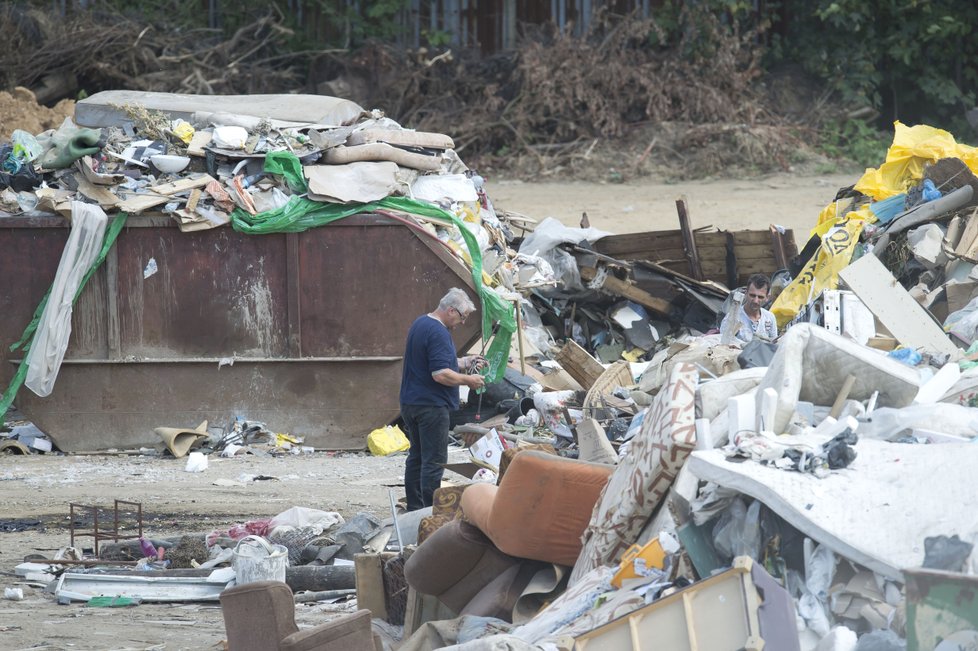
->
[772,219,866,327]
[854,121,978,201]
[789,121,978,326]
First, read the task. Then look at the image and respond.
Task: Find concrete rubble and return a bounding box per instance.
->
[3,96,978,650]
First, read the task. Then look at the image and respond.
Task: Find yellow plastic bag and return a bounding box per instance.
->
[855,121,978,201]
[367,425,410,456]
[772,219,866,327]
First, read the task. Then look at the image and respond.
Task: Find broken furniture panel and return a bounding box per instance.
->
[554,340,609,390]
[573,557,797,651]
[54,568,235,602]
[839,253,961,357]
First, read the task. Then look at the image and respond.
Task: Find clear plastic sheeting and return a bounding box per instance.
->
[25,202,108,397]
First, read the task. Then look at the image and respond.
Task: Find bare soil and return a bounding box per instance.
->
[0,87,74,138]
[0,451,419,651]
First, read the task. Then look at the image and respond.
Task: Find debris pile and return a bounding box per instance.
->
[4,94,978,650]
[376,120,978,651]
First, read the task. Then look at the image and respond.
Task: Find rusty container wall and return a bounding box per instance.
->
[0,214,481,451]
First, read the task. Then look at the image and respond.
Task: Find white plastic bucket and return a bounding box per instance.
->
[231,535,289,585]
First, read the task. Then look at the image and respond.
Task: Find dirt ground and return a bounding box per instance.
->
[0,166,867,649]
[488,171,859,235]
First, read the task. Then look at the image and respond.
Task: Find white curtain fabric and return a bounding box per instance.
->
[25,202,108,397]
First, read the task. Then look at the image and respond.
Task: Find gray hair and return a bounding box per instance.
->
[439,287,476,313]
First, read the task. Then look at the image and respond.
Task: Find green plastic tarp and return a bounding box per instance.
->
[231,151,516,385]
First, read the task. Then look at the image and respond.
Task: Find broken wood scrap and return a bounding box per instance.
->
[579,266,673,318]
[676,195,704,281]
[554,340,605,391]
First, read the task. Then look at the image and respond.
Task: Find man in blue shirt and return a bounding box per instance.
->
[721,273,778,343]
[400,288,487,511]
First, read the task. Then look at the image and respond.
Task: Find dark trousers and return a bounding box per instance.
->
[400,403,450,511]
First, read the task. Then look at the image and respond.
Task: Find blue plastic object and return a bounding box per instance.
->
[869,193,908,224]
[888,348,922,366]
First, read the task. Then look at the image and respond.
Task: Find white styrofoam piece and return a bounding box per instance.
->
[811,416,838,436]
[759,387,779,432]
[820,416,859,439]
[695,418,713,451]
[840,292,876,345]
[687,438,978,581]
[914,363,962,404]
[728,393,755,441]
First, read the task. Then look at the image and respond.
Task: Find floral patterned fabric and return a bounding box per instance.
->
[418,485,468,545]
[569,363,698,585]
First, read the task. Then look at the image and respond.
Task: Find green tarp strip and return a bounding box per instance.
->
[230,152,516,384]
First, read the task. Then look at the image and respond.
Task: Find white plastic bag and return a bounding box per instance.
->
[184,452,208,472]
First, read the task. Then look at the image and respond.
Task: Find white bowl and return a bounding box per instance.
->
[150,154,190,174]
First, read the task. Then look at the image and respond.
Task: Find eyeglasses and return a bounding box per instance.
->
[451,307,468,323]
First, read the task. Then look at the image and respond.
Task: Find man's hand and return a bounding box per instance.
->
[466,374,486,390]
[460,355,488,372]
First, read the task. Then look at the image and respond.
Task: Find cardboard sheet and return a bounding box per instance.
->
[304,161,400,204]
[687,439,978,580]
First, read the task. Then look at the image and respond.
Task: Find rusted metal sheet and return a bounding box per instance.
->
[0,213,481,451]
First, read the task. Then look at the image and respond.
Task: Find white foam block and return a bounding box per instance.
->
[728,393,756,442]
[758,387,779,433]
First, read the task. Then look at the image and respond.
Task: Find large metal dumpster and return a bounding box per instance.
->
[0,212,481,451]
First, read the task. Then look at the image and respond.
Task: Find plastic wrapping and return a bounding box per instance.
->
[24,202,109,397]
[945,294,978,344]
[712,497,761,561]
[853,629,906,650]
[858,404,978,441]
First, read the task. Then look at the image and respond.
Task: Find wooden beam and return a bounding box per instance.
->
[770,225,792,270]
[580,266,673,317]
[676,196,704,280]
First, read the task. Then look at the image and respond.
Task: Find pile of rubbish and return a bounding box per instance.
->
[5,91,978,649]
[364,121,978,651]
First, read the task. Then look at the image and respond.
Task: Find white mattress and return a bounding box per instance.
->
[687,439,978,581]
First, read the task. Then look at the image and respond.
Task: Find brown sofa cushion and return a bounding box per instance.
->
[461,450,614,567]
[404,519,520,614]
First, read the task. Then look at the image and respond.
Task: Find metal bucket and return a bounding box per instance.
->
[231,535,288,585]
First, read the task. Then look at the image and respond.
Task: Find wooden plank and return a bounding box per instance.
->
[596,229,794,259]
[579,266,673,317]
[839,254,960,358]
[696,243,780,261]
[676,196,704,280]
[554,340,605,390]
[354,553,390,621]
[770,225,791,269]
[595,232,686,257]
[699,260,778,277]
[728,230,787,246]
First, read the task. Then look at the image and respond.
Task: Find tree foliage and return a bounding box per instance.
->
[769,0,978,134]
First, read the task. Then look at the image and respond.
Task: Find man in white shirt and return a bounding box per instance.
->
[721,274,778,344]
